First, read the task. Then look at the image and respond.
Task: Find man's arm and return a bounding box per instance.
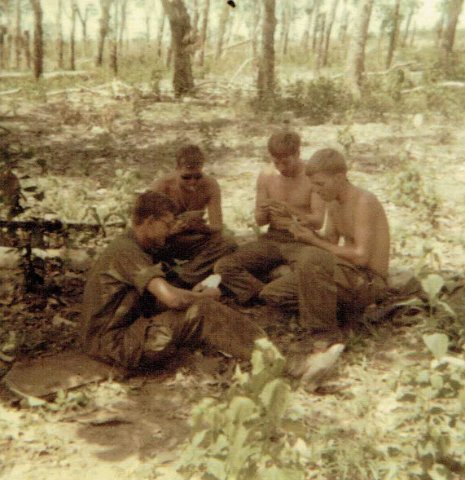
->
[255,172,271,227]
[298,192,325,230]
[147,277,220,310]
[289,196,376,267]
[149,177,168,193]
[206,179,223,232]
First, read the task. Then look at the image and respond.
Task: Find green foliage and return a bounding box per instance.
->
[392,334,465,479]
[388,153,441,229]
[253,77,351,125]
[176,338,309,480]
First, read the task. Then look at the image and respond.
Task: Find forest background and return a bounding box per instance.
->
[1,1,465,479]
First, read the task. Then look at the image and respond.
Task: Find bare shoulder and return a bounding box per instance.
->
[356,187,386,215]
[151,172,176,192]
[257,165,277,183]
[202,174,220,192]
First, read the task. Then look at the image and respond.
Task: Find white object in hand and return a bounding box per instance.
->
[200,274,222,289]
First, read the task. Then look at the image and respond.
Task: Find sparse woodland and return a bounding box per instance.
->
[1,0,465,479]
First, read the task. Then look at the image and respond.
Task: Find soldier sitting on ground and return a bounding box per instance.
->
[80,191,265,370]
[276,148,390,338]
[214,130,325,305]
[150,144,236,287]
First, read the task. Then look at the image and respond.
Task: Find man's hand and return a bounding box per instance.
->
[170,211,210,235]
[192,285,221,299]
[288,222,317,244]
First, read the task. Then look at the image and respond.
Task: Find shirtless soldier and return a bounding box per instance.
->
[150,144,236,286]
[278,148,390,334]
[215,131,325,304]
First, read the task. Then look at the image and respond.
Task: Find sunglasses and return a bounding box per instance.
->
[181,173,203,180]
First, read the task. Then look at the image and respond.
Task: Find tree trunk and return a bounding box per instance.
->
[338,0,349,44]
[23,30,30,69]
[401,5,414,47]
[215,0,229,59]
[118,0,128,52]
[198,0,209,67]
[251,1,261,62]
[282,2,292,56]
[315,12,325,70]
[76,4,90,57]
[30,0,43,79]
[440,0,464,72]
[0,27,6,70]
[345,0,374,99]
[385,0,401,69]
[161,0,194,98]
[56,0,64,69]
[301,4,314,55]
[110,0,118,75]
[156,10,166,58]
[70,0,77,70]
[14,0,21,69]
[96,0,113,67]
[191,0,199,35]
[322,0,339,67]
[435,9,446,46]
[257,0,276,100]
[311,0,321,52]
[144,0,153,43]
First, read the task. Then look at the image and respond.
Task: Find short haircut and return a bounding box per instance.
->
[267,131,300,158]
[306,148,347,176]
[133,191,176,226]
[176,144,205,168]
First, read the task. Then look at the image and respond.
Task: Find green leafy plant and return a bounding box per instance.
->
[392,333,465,479]
[176,338,310,480]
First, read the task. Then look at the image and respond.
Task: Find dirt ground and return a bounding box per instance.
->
[1,90,465,479]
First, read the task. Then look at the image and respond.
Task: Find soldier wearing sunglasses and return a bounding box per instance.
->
[150,145,236,286]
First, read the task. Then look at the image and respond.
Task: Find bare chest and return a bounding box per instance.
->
[167,182,210,213]
[267,175,314,210]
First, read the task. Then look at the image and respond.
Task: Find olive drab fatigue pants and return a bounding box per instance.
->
[260,247,388,331]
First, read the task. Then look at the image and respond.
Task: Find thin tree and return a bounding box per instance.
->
[56,0,64,69]
[338,0,349,45]
[109,0,118,75]
[385,0,401,69]
[322,0,339,66]
[311,0,321,52]
[156,4,165,58]
[215,0,229,59]
[401,1,419,47]
[96,0,113,66]
[0,26,6,69]
[197,0,209,66]
[440,0,464,72]
[257,0,276,100]
[345,0,374,99]
[70,0,77,70]
[23,29,30,68]
[118,0,128,52]
[14,0,21,69]
[29,0,42,79]
[301,2,314,55]
[161,0,194,97]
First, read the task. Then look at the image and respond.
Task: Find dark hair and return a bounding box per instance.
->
[306,148,347,175]
[267,131,300,158]
[176,144,205,168]
[133,191,176,226]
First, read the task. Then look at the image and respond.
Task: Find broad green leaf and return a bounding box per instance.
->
[423,333,449,360]
[206,458,227,480]
[438,301,457,319]
[259,379,291,420]
[225,396,257,425]
[421,274,444,304]
[430,374,444,390]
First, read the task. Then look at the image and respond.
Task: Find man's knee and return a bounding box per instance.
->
[214,253,239,275]
[299,247,335,275]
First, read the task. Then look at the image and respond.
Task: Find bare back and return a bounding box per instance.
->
[327,186,390,278]
[256,165,324,230]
